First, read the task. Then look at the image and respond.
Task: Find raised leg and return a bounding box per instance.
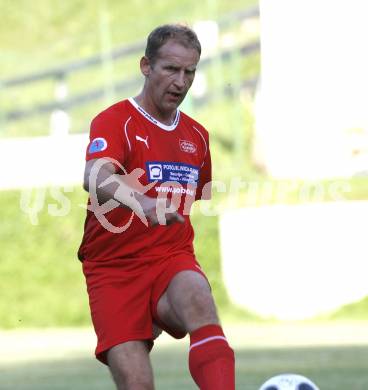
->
[157,270,235,390]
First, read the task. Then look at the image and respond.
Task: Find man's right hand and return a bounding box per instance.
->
[140,196,185,226]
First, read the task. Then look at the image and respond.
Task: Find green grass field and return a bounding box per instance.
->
[2,322,368,389]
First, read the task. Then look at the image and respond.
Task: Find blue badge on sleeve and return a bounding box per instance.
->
[88,137,107,154]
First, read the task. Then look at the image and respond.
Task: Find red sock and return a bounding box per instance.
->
[188,324,235,390]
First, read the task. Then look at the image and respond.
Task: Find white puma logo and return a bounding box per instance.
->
[136,135,149,149]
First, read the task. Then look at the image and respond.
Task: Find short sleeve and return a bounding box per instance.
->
[195,137,212,201]
[85,111,128,164]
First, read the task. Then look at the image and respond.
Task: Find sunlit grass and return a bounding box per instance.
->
[1,323,368,389]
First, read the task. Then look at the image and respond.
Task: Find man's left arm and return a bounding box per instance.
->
[196,137,212,201]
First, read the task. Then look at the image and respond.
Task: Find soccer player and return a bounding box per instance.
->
[78,24,235,390]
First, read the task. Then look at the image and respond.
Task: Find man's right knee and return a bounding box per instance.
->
[107,341,154,390]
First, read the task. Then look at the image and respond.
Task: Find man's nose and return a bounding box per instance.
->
[173,71,186,88]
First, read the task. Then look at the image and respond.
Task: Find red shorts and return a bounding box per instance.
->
[82,253,206,364]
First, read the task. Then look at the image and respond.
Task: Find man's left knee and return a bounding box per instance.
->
[189,289,218,318]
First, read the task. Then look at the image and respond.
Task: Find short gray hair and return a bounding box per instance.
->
[145,24,201,64]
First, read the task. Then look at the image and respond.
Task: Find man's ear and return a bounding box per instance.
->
[140,56,152,77]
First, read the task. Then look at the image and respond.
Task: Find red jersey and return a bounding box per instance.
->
[78,98,212,262]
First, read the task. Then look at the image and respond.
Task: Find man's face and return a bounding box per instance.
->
[141,40,200,116]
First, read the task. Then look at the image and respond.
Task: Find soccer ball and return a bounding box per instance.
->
[258,374,320,390]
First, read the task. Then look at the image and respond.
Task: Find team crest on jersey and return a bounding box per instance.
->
[179,139,197,154]
[88,137,107,154]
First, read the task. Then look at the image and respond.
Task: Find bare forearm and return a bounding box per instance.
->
[86,166,153,212]
[84,159,184,226]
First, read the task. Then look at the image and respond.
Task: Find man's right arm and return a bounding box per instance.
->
[83,158,184,226]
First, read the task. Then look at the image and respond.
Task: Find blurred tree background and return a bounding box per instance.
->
[0,0,260,328]
[1,0,367,329]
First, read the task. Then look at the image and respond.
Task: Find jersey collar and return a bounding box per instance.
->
[128,97,180,131]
